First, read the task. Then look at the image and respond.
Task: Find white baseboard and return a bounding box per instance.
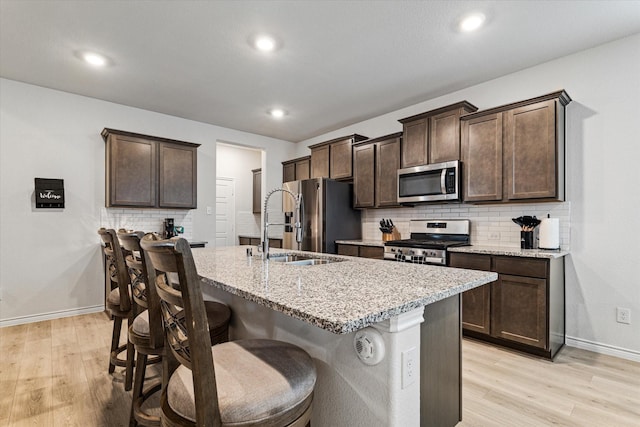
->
[0,305,105,328]
[566,335,640,362]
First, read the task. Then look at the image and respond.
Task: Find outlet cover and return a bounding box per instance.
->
[401,347,418,389]
[616,307,631,324]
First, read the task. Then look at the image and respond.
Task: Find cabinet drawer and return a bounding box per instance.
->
[494,256,547,279]
[449,253,491,271]
[359,246,384,259]
[337,244,359,257]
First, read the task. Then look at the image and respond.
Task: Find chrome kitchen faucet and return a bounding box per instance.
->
[262,188,303,259]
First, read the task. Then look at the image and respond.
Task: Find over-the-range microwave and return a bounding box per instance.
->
[397,160,461,204]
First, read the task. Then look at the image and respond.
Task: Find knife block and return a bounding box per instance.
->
[381,229,401,242]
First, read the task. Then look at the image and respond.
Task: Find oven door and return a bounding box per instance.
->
[397,160,460,204]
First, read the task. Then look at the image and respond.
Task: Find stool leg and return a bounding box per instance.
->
[109,316,123,374]
[124,317,135,391]
[129,353,148,427]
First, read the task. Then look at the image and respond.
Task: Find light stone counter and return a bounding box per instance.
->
[193,246,496,334]
[449,245,569,259]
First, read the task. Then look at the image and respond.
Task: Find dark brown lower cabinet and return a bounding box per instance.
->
[449,252,565,359]
[238,236,282,248]
[336,243,384,259]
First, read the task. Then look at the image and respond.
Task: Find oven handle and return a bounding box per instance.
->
[440,168,447,194]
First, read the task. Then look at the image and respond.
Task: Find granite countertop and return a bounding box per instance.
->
[192,246,496,334]
[335,239,385,247]
[449,245,569,259]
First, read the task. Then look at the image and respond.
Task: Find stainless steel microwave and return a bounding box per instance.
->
[397,160,461,204]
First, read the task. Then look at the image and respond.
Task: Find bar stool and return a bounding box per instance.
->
[98,228,135,391]
[118,231,231,427]
[141,235,316,427]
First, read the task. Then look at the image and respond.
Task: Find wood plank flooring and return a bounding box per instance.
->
[1,312,638,426]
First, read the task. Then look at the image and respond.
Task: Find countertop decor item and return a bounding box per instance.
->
[539,215,560,250]
[512,215,541,249]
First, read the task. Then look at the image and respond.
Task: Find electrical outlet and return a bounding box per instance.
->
[616,307,631,324]
[401,347,418,389]
[206,206,212,215]
[489,232,500,241]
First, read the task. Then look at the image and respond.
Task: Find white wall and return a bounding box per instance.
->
[0,78,296,324]
[296,34,640,358]
[216,143,262,239]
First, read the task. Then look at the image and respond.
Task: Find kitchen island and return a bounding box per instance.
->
[193,246,497,427]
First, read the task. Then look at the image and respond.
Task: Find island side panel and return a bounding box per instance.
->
[421,294,462,427]
[202,284,423,427]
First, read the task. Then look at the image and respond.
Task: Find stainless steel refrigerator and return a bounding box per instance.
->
[282,178,361,254]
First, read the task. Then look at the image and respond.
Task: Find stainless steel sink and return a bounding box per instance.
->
[268,253,341,266]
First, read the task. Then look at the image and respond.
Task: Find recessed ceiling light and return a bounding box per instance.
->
[269,108,286,119]
[459,13,486,33]
[83,52,107,67]
[250,34,281,52]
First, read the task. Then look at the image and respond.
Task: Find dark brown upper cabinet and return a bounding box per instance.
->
[102,128,199,209]
[353,133,402,209]
[461,90,571,203]
[398,101,477,168]
[282,155,310,182]
[309,134,368,180]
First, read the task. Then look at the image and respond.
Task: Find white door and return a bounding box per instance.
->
[216,177,235,247]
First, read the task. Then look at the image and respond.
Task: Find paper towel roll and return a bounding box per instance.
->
[539,218,560,250]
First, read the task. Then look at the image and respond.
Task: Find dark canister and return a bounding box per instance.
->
[521,231,534,249]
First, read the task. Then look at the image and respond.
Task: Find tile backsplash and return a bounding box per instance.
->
[362,202,571,250]
[101,202,570,250]
[100,208,194,239]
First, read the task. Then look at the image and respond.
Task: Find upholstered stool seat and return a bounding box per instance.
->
[131,301,231,346]
[165,339,316,425]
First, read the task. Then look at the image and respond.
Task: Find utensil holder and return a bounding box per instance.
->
[521,231,534,249]
[382,233,394,242]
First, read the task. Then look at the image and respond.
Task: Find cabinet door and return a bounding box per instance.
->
[376,137,401,207]
[283,163,296,183]
[252,169,261,213]
[295,158,310,180]
[449,253,492,335]
[430,109,461,163]
[462,285,491,335]
[504,99,557,200]
[353,144,375,208]
[311,145,330,178]
[491,274,548,349]
[401,118,428,168]
[159,142,197,208]
[461,113,503,202]
[330,138,353,179]
[107,135,157,207]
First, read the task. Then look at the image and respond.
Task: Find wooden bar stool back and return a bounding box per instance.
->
[141,236,317,427]
[98,227,135,391]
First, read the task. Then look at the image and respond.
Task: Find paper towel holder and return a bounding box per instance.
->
[539,214,560,250]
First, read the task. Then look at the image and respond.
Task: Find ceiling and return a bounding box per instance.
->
[1,1,639,142]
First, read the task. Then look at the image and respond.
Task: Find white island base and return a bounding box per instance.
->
[202,285,462,427]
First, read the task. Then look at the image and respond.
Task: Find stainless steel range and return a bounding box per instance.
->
[384,219,470,266]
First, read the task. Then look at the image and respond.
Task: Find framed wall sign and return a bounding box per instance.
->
[35,178,65,208]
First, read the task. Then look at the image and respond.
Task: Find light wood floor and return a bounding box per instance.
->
[1,312,638,426]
